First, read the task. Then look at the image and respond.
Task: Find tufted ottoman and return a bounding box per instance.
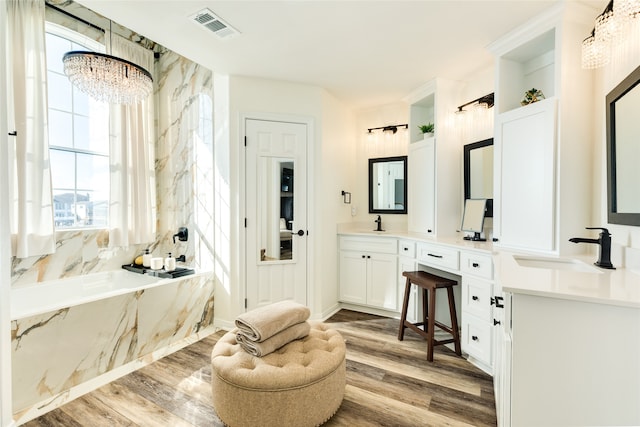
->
[211,322,346,427]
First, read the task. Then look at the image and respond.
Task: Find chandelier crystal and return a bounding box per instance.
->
[581,33,610,69]
[582,0,640,69]
[614,0,640,26]
[63,51,153,104]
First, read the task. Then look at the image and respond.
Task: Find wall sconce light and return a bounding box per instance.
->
[341,191,351,204]
[455,93,495,114]
[367,123,408,134]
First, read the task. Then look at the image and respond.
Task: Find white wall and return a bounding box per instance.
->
[351,102,410,231]
[317,92,356,318]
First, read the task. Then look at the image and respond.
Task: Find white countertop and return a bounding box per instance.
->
[494,251,640,309]
[337,228,494,254]
[337,227,639,309]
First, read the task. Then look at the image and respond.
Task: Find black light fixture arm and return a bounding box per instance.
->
[456,92,495,112]
[367,123,408,134]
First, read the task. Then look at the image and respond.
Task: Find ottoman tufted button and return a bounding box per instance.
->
[211,323,346,427]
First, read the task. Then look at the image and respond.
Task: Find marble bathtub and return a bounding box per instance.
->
[11,270,215,423]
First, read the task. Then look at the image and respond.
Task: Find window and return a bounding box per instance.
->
[45,23,109,229]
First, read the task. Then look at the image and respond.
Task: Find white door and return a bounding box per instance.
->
[245,119,307,310]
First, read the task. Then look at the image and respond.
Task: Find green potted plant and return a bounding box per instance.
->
[418,123,434,136]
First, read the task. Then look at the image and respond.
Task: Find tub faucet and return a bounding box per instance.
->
[374,215,384,232]
[569,227,615,269]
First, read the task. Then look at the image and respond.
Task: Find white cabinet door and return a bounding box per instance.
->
[398,257,419,323]
[367,254,398,310]
[495,98,557,252]
[408,137,435,234]
[339,251,367,305]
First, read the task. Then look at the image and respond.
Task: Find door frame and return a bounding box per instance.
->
[239,112,315,314]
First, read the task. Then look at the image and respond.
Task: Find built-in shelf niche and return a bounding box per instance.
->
[409,93,435,143]
[496,28,556,114]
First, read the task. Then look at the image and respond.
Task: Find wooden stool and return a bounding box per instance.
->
[398,270,461,362]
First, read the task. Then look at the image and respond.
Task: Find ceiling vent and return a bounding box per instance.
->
[190,8,239,39]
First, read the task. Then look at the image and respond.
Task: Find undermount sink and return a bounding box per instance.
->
[513,255,602,273]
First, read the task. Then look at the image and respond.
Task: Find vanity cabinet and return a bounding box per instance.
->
[498,292,640,426]
[398,240,419,323]
[339,236,398,311]
[460,251,494,372]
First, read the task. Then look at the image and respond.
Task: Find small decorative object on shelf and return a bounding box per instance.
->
[520,88,545,106]
[418,123,435,134]
[418,123,434,135]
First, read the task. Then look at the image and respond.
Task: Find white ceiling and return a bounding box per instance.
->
[75,0,603,110]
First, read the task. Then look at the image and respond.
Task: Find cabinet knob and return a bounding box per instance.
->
[491,296,505,308]
[472,262,479,268]
[472,295,479,301]
[361,255,365,258]
[472,335,479,341]
[367,255,371,259]
[493,319,501,326]
[427,229,432,233]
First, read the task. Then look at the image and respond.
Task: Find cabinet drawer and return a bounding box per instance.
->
[460,251,493,280]
[340,236,397,254]
[416,243,459,270]
[462,316,492,365]
[462,277,493,320]
[398,240,415,258]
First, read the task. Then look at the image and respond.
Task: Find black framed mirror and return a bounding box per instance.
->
[606,64,640,226]
[463,138,493,217]
[368,156,407,214]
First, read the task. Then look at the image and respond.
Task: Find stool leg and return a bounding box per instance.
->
[427,287,436,362]
[447,286,462,356]
[397,278,411,341]
[422,287,428,334]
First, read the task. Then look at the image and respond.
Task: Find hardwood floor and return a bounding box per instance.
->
[23,310,496,427]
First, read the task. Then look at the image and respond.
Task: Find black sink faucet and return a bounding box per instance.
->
[569,227,615,269]
[374,215,384,232]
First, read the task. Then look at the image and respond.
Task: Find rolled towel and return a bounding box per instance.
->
[235,300,310,342]
[236,321,311,357]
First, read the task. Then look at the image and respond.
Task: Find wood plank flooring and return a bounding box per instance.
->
[23,310,496,427]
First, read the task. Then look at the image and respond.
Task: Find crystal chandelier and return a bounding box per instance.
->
[63,51,153,104]
[582,0,640,69]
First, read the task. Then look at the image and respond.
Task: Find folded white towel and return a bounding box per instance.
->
[235,300,310,342]
[236,321,311,357]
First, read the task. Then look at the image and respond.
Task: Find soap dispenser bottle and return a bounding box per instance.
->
[164,253,176,272]
[142,248,152,268]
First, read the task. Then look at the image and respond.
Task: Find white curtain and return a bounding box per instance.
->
[6,0,56,258]
[108,32,157,247]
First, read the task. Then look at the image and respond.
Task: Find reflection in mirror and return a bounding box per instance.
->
[369,156,407,214]
[607,64,640,226]
[464,139,493,217]
[461,198,487,241]
[258,157,294,262]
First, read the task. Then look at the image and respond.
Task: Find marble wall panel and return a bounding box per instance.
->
[11,273,214,414]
